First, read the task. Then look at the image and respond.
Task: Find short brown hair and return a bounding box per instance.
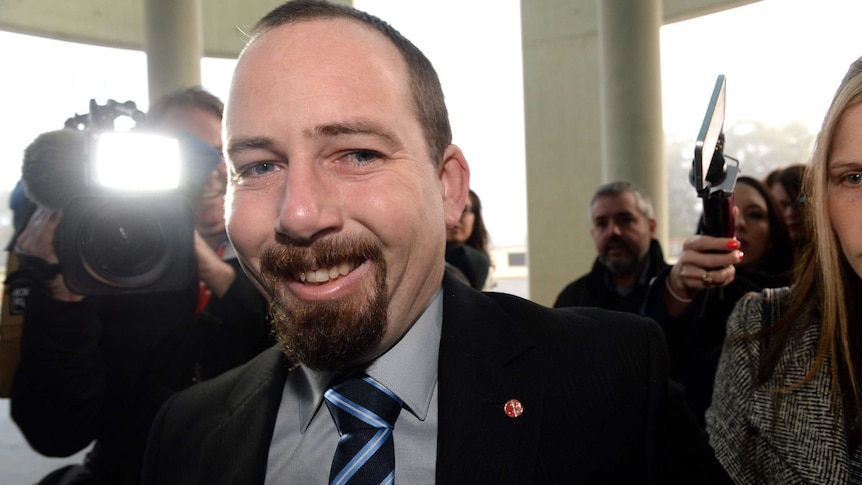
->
[146,86,223,126]
[248,0,452,165]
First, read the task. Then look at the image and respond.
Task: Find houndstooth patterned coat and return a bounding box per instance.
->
[706,287,850,484]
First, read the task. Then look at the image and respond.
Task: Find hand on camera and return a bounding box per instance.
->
[15,207,85,302]
[194,231,235,299]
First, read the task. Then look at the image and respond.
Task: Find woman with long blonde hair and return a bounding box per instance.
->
[707,56,862,483]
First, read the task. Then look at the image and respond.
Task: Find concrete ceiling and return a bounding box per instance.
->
[0,0,756,59]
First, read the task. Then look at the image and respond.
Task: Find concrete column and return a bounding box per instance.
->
[597,0,668,246]
[521,0,604,306]
[143,0,203,103]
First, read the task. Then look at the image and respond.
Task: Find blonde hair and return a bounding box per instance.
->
[762,56,862,422]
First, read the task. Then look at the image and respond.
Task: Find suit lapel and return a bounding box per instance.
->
[199,347,289,484]
[436,275,545,482]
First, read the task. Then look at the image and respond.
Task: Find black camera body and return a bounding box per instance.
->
[51,99,220,295]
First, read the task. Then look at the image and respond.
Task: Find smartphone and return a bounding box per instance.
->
[691,75,738,238]
[692,75,727,196]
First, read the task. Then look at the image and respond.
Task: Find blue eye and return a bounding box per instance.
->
[246,162,276,175]
[344,150,379,165]
[233,162,279,184]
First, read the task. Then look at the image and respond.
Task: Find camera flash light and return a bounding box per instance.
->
[94,132,181,191]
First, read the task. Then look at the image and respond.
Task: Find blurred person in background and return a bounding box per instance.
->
[9,87,274,485]
[765,163,808,252]
[554,180,669,313]
[642,175,794,427]
[445,188,493,290]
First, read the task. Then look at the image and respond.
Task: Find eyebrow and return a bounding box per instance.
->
[828,159,862,171]
[305,119,402,149]
[226,119,403,161]
[226,136,284,160]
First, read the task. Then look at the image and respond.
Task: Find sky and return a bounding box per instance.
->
[1,0,861,249]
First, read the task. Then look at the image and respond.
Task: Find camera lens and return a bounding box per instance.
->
[78,201,173,288]
[58,193,195,295]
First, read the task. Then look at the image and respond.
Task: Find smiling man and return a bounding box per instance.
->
[141,2,730,484]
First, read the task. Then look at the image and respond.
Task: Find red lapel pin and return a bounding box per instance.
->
[504,399,524,418]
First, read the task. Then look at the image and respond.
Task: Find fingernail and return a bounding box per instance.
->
[738,251,744,260]
[727,240,740,250]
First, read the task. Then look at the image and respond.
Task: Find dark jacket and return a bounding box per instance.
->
[142,274,731,484]
[10,258,274,485]
[445,242,490,290]
[554,239,669,314]
[641,266,785,427]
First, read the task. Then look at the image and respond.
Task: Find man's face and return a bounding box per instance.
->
[589,192,655,276]
[224,18,467,370]
[156,106,226,239]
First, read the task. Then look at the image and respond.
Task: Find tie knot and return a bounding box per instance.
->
[325,374,403,434]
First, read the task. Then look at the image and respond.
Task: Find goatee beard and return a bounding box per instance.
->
[260,236,389,371]
[600,237,640,276]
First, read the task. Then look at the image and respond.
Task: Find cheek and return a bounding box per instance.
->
[757,223,771,246]
[828,196,857,257]
[225,192,270,256]
[463,217,475,235]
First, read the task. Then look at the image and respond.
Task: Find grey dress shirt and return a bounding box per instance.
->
[265,289,442,484]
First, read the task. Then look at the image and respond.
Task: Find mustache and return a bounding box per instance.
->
[604,235,632,250]
[260,235,384,278]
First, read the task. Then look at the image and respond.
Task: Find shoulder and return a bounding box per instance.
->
[143,346,287,483]
[647,239,670,272]
[553,272,595,307]
[445,275,663,352]
[157,346,286,424]
[462,244,490,264]
[445,243,489,264]
[725,286,792,338]
[486,290,665,358]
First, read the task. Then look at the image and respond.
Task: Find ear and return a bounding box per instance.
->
[648,217,657,237]
[438,144,470,228]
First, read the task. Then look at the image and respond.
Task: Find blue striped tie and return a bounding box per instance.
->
[324,374,403,485]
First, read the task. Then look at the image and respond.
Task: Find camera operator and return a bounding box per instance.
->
[9,88,275,485]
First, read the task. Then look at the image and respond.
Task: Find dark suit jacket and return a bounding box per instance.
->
[554,239,669,314]
[142,275,730,484]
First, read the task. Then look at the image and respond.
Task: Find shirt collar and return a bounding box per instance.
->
[295,287,444,431]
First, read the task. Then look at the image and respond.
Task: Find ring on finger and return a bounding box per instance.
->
[702,272,713,286]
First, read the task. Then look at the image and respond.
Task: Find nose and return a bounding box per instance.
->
[608,221,622,236]
[275,163,342,243]
[206,164,227,191]
[734,210,746,232]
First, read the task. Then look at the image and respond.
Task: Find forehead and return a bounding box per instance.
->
[770,183,790,201]
[831,101,862,159]
[735,183,767,209]
[227,18,412,132]
[591,192,640,218]
[156,106,221,138]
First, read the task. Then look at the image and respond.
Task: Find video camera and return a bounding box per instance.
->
[690,75,740,238]
[53,99,221,295]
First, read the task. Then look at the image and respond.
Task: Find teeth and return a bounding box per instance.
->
[338,262,350,275]
[299,262,353,284]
